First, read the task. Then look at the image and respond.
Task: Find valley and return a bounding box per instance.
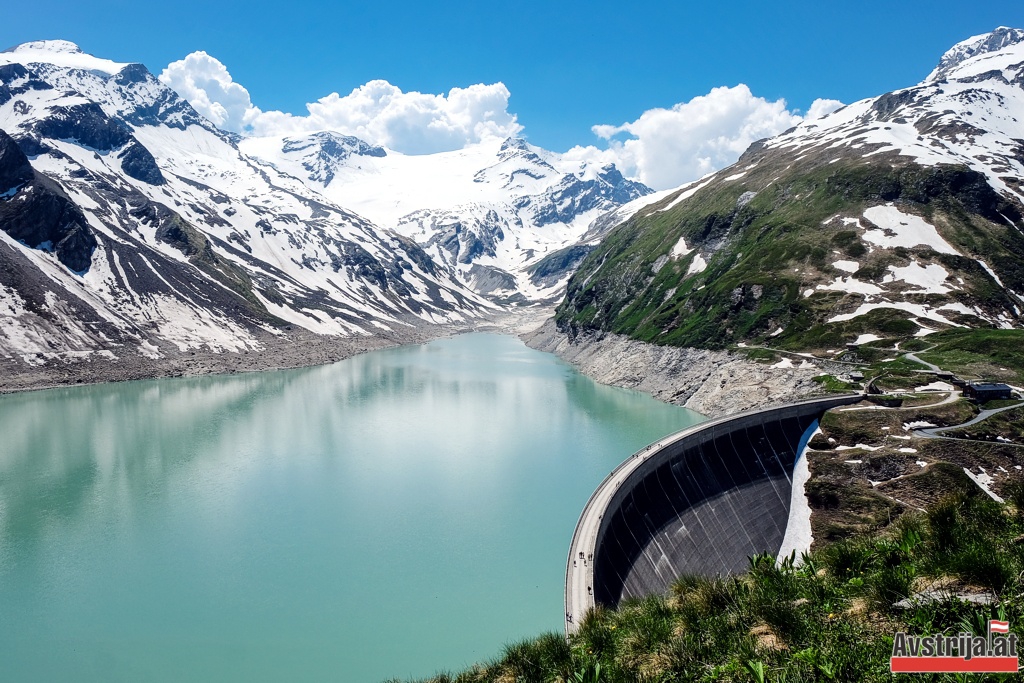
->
[5,31,1024,412]
[3,19,1024,683]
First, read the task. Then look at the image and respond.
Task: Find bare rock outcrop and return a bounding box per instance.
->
[523,319,825,418]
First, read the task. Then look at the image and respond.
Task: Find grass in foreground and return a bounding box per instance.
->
[403,486,1024,683]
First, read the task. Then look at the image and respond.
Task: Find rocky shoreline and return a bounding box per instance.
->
[0,322,468,395]
[522,319,827,418]
[0,306,559,395]
[3,308,828,414]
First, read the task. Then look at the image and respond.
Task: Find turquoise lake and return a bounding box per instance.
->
[0,333,703,681]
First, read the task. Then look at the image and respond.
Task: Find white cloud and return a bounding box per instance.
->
[805,98,845,120]
[160,52,843,183]
[159,51,521,154]
[566,87,845,191]
[159,51,259,132]
[282,80,521,154]
[567,85,790,190]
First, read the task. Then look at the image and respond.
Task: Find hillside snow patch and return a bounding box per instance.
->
[671,235,693,258]
[884,261,952,294]
[862,204,959,254]
[686,253,707,276]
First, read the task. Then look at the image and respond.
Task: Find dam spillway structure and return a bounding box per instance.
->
[565,394,862,633]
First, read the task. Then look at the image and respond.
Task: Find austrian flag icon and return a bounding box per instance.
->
[991,620,1010,634]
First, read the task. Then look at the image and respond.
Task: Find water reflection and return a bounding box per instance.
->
[0,333,702,682]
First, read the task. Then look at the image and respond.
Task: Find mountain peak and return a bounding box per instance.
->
[499,137,531,152]
[495,136,549,168]
[926,26,1024,82]
[281,131,386,158]
[277,131,386,185]
[3,39,83,55]
[0,39,130,77]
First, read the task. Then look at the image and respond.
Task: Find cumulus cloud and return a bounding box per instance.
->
[268,80,522,154]
[159,51,259,132]
[160,52,843,183]
[805,97,845,120]
[565,87,846,190]
[159,51,521,154]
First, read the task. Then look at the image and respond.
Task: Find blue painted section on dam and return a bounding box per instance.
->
[795,419,818,462]
[580,396,861,610]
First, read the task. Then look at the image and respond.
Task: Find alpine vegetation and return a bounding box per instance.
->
[557,28,1024,353]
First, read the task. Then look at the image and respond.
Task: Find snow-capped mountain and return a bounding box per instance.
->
[240,134,652,301]
[557,28,1024,351]
[927,26,1024,82]
[278,131,387,186]
[763,25,1024,208]
[0,40,492,372]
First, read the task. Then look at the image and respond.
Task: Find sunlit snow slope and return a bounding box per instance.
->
[240,134,652,301]
[0,41,493,367]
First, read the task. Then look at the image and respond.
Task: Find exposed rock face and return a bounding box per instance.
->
[466,263,518,296]
[425,210,506,265]
[523,319,825,418]
[0,128,96,272]
[243,133,653,300]
[28,102,166,185]
[32,102,132,150]
[0,127,32,186]
[117,141,165,185]
[528,244,595,289]
[281,131,386,185]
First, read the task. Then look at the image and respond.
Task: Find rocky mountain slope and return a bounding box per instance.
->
[240,134,652,301]
[0,40,494,380]
[556,27,1024,353]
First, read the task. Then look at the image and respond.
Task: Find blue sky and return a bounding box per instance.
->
[3,1,1023,186]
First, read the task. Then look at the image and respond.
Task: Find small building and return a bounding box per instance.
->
[963,382,1014,402]
[849,371,865,382]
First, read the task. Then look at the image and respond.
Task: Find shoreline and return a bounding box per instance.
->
[521,319,829,419]
[3,307,828,417]
[0,321,457,396]
[0,307,557,397]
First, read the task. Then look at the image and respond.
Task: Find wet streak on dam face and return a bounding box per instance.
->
[572,396,862,615]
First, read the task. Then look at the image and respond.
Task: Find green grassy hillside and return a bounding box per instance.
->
[556,149,1024,353]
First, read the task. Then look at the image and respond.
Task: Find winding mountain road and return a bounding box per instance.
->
[914,400,1024,438]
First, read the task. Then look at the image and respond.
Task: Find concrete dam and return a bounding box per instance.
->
[565,394,862,633]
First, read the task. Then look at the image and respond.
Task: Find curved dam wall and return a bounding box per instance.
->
[565,394,861,633]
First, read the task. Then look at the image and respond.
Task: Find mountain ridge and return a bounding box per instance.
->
[555,27,1024,355]
[0,41,498,385]
[239,132,653,301]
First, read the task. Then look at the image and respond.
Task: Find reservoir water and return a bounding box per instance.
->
[0,333,702,682]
